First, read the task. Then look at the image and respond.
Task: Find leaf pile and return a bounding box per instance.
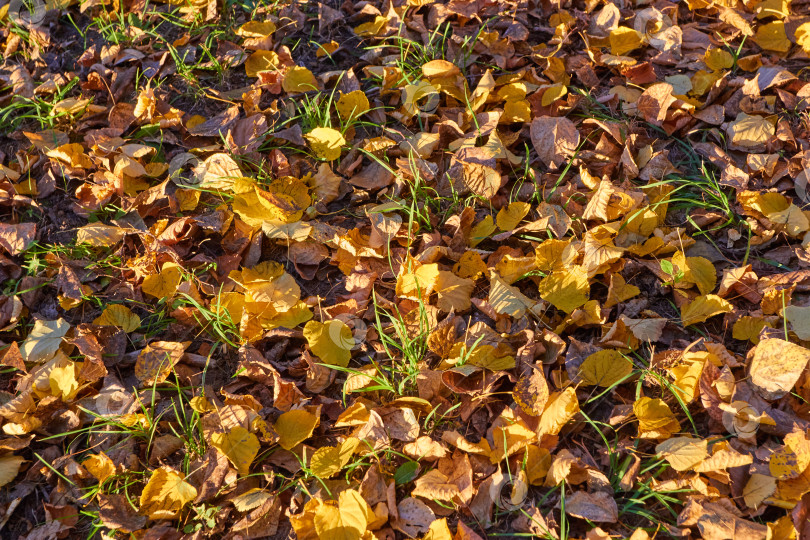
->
[0,0,810,538]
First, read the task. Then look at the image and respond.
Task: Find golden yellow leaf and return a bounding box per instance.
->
[633,397,680,439]
[489,272,536,318]
[538,387,580,436]
[139,467,197,520]
[704,48,734,71]
[310,437,360,478]
[727,112,775,148]
[231,488,274,512]
[470,215,496,247]
[743,473,776,509]
[578,350,633,387]
[770,430,810,480]
[453,251,487,280]
[541,84,567,106]
[796,22,810,53]
[336,90,370,120]
[668,354,706,404]
[353,15,387,37]
[134,341,188,386]
[49,361,80,401]
[673,252,717,295]
[142,263,183,300]
[83,452,115,483]
[282,66,319,93]
[490,415,537,463]
[753,21,790,52]
[245,50,280,77]
[305,127,345,161]
[76,223,126,247]
[609,27,643,55]
[93,304,141,332]
[304,320,354,367]
[732,316,768,343]
[314,489,373,540]
[422,59,460,78]
[538,266,590,314]
[513,367,549,416]
[655,437,708,471]
[0,453,24,489]
[749,339,810,400]
[605,274,640,308]
[274,409,319,450]
[412,469,461,501]
[680,294,733,326]
[20,318,69,363]
[496,201,531,231]
[524,445,552,485]
[397,263,440,302]
[434,271,474,312]
[423,518,454,540]
[316,41,340,57]
[236,20,276,37]
[211,426,259,476]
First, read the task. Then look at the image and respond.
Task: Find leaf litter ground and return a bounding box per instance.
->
[1,0,810,539]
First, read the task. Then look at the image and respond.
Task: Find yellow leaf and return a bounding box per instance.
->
[423,518,454,540]
[231,488,274,512]
[655,437,708,471]
[336,91,370,120]
[274,409,319,450]
[83,452,115,483]
[754,21,790,52]
[727,112,775,148]
[282,66,319,93]
[49,361,80,401]
[422,59,460,78]
[93,304,141,332]
[605,274,640,308]
[245,50,280,77]
[236,20,276,37]
[354,15,387,37]
[139,467,197,520]
[397,263,440,302]
[704,48,734,71]
[513,367,549,417]
[0,453,24,488]
[743,473,776,509]
[470,215,496,247]
[541,84,567,106]
[314,489,372,540]
[680,294,733,326]
[609,27,643,56]
[524,445,552,485]
[578,350,633,387]
[142,263,183,300]
[310,437,360,478]
[316,40,340,57]
[796,23,810,53]
[732,316,768,343]
[538,266,590,314]
[304,320,354,367]
[76,223,126,247]
[634,397,680,439]
[211,426,259,476]
[489,272,535,318]
[538,387,580,436]
[453,251,488,280]
[496,201,531,231]
[305,127,345,161]
[134,341,188,386]
[20,318,69,363]
[673,252,716,295]
[668,353,706,403]
[749,339,810,400]
[770,430,810,480]
[412,469,461,501]
[434,270,474,312]
[490,414,537,463]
